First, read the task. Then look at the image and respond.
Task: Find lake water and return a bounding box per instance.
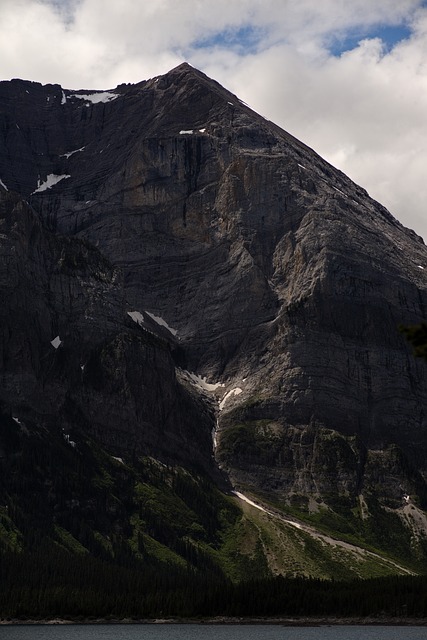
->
[1,624,426,640]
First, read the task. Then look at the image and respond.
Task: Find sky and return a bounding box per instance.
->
[1,0,427,241]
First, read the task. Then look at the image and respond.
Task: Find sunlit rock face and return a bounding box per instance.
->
[0,62,427,507]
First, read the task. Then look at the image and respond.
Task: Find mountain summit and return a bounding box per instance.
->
[0,64,427,581]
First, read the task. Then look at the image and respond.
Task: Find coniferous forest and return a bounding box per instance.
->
[2,549,427,620]
[1,401,427,622]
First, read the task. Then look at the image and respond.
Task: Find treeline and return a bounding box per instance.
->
[1,548,427,620]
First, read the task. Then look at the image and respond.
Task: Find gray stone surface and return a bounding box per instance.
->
[0,189,217,477]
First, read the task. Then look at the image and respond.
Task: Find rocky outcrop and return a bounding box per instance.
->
[1,62,427,528]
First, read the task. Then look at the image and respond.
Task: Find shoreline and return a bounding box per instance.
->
[1,616,427,626]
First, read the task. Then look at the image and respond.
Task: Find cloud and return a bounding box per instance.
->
[2,0,422,85]
[1,0,427,240]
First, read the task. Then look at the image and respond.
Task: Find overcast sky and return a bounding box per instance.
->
[2,0,427,241]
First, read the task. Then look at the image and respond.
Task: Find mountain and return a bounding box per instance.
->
[1,63,427,600]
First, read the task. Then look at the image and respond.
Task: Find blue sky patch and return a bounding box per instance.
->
[329,22,413,56]
[193,24,264,54]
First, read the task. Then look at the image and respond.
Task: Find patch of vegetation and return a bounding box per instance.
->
[54,235,116,283]
[92,530,114,558]
[0,508,23,552]
[140,533,187,568]
[216,513,270,582]
[0,408,247,583]
[251,489,423,574]
[54,526,89,555]
[312,431,359,474]
[235,498,404,581]
[219,419,281,465]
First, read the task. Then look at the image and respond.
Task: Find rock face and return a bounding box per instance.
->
[0,189,217,475]
[1,63,427,545]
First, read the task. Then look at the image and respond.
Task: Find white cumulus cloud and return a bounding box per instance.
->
[1,0,427,240]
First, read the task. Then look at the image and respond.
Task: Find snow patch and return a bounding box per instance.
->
[199,128,206,133]
[0,178,8,191]
[219,387,242,411]
[61,91,67,105]
[418,265,425,270]
[112,456,124,464]
[234,491,303,529]
[69,91,118,104]
[128,310,169,340]
[12,417,22,425]
[145,311,178,336]
[61,146,85,159]
[127,310,165,340]
[183,371,224,392]
[50,336,62,349]
[297,163,307,170]
[127,310,145,326]
[179,129,193,135]
[233,492,267,513]
[63,433,76,448]
[228,101,234,106]
[33,174,70,194]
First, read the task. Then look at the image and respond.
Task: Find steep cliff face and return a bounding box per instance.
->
[0,189,216,473]
[1,63,427,573]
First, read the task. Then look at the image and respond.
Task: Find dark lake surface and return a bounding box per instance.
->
[1,624,427,640]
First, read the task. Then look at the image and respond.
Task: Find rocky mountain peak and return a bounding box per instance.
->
[1,64,427,576]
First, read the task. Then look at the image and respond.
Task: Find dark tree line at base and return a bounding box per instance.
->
[1,549,427,620]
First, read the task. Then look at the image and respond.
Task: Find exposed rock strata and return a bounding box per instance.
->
[0,189,217,475]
